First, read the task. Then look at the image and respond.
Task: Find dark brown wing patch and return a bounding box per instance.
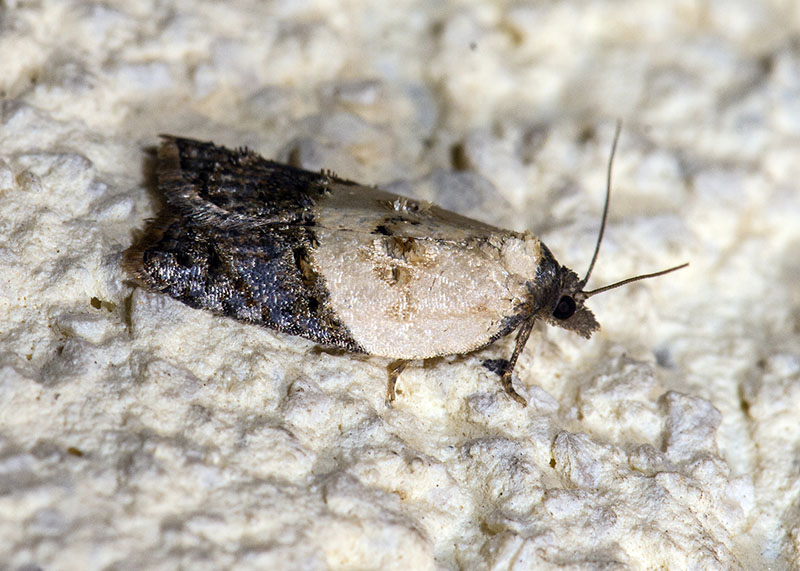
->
[126,137,364,352]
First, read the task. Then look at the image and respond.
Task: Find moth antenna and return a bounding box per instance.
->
[580,262,689,299]
[580,120,623,289]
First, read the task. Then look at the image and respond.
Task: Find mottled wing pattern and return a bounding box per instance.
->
[157,136,331,225]
[126,136,364,352]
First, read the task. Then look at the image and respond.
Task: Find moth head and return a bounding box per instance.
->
[543,266,599,338]
[544,121,687,339]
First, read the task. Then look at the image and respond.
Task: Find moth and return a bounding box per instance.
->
[126,126,686,405]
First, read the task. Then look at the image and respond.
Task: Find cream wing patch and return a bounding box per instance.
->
[310,183,546,359]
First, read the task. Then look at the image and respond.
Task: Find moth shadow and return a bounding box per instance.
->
[138,143,162,210]
[126,142,162,241]
[123,143,170,287]
[311,345,355,358]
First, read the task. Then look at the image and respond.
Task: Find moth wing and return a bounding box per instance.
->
[311,180,507,241]
[156,135,330,228]
[309,182,537,359]
[158,135,506,241]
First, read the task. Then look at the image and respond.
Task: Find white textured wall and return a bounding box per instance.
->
[1,1,799,569]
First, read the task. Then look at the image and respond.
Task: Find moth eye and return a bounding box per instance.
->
[553,295,577,320]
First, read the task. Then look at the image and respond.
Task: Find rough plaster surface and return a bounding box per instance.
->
[1,0,799,569]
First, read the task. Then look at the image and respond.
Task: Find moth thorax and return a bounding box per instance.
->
[499,233,544,278]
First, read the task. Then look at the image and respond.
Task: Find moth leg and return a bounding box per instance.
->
[386,359,410,406]
[500,318,536,406]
